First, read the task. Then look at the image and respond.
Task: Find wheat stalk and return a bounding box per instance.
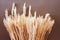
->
[3,2,54,40]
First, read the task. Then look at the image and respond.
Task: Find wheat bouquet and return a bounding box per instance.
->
[3,3,54,40]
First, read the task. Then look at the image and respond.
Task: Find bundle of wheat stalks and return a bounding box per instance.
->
[3,2,54,40]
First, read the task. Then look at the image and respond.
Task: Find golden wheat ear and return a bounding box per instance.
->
[3,2,54,40]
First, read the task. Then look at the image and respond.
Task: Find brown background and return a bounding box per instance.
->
[0,0,60,40]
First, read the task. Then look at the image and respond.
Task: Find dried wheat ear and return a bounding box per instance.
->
[3,2,54,40]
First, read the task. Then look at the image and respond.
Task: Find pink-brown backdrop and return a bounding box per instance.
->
[0,0,60,40]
